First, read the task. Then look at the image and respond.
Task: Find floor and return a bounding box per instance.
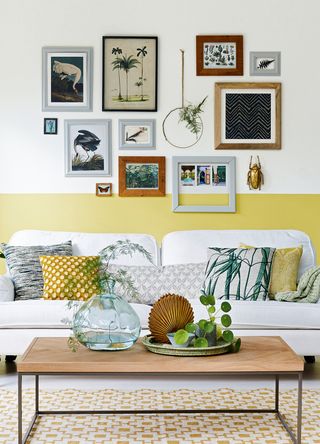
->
[1,356,319,392]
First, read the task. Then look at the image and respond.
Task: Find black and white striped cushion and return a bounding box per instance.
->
[0,241,73,300]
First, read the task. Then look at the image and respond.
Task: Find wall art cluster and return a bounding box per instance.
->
[41,34,282,209]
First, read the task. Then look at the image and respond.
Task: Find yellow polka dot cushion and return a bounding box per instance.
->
[40,256,100,301]
[239,243,303,299]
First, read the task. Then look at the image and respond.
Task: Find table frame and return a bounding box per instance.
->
[18,371,303,444]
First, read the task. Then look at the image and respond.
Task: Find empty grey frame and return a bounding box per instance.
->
[42,47,93,111]
[172,156,236,213]
[119,119,156,149]
[65,119,112,177]
[250,52,281,76]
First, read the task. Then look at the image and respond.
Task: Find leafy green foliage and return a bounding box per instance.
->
[171,290,240,352]
[221,314,232,328]
[222,330,234,343]
[0,251,5,259]
[221,301,231,312]
[179,97,207,136]
[174,329,190,345]
[194,337,208,348]
[185,322,197,333]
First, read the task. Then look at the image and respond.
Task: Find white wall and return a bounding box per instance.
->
[0,0,319,194]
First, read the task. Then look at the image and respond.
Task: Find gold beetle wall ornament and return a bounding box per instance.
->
[247,156,264,190]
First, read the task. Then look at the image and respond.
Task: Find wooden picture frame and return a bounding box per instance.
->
[96,183,112,197]
[42,47,93,112]
[215,82,281,150]
[102,36,158,111]
[119,156,165,197]
[172,156,236,213]
[196,35,243,76]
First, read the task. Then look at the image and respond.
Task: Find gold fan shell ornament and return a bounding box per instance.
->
[148,294,194,343]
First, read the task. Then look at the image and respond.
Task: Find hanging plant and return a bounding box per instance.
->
[162,50,207,148]
[179,96,207,136]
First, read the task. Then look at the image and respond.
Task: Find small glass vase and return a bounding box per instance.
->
[72,281,141,351]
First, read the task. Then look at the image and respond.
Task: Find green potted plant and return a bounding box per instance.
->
[173,294,241,352]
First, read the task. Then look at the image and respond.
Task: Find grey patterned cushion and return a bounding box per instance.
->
[0,241,73,300]
[203,247,275,301]
[108,263,206,304]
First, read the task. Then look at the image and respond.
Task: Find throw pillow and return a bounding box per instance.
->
[203,247,275,301]
[240,243,303,299]
[40,256,100,301]
[0,241,73,301]
[108,263,207,305]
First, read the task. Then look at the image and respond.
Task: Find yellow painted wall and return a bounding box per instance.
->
[0,194,319,273]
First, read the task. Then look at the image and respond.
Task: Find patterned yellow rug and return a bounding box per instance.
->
[1,388,320,443]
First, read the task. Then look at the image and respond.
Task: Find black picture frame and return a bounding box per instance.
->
[102,36,158,112]
[43,118,58,135]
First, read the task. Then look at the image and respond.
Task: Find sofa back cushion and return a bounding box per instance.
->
[1,241,73,300]
[161,230,315,278]
[8,230,159,266]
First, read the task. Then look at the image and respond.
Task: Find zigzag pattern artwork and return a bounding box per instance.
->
[226,93,271,140]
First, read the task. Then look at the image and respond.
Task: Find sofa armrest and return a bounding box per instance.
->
[0,276,14,301]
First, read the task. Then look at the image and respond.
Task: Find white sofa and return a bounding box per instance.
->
[0,229,319,359]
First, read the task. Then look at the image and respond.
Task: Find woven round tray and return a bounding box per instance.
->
[142,335,232,357]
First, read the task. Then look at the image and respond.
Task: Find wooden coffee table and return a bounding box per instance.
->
[17,336,304,444]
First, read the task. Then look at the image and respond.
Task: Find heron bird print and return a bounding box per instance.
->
[72,129,104,171]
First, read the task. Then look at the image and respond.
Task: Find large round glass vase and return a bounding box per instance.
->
[72,290,141,351]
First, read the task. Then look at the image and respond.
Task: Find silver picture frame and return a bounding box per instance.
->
[250,51,281,76]
[119,119,156,150]
[172,156,236,213]
[64,119,112,177]
[42,47,93,111]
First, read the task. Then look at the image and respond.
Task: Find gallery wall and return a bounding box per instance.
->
[0,0,320,267]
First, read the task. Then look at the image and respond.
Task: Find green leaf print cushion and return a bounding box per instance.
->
[203,247,275,301]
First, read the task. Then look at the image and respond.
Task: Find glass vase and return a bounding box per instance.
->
[72,282,141,351]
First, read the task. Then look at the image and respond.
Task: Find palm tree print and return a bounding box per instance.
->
[136,46,147,101]
[111,47,123,100]
[113,55,140,102]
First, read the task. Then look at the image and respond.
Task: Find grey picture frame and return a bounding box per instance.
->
[172,156,236,213]
[42,47,93,112]
[250,51,281,76]
[64,119,112,177]
[119,119,156,149]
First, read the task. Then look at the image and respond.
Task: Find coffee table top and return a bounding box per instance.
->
[17,336,304,374]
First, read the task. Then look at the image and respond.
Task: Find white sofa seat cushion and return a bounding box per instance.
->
[0,276,14,302]
[0,299,319,332]
[0,300,152,330]
[192,300,320,329]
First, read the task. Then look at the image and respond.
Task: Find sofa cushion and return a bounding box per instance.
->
[192,299,320,330]
[0,299,319,331]
[203,247,275,301]
[0,241,73,300]
[40,256,100,301]
[8,230,159,266]
[161,230,315,278]
[240,243,303,299]
[0,300,151,329]
[108,263,206,304]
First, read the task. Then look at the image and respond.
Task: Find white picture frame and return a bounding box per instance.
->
[172,156,236,213]
[42,47,93,112]
[65,120,112,177]
[119,119,156,149]
[250,52,281,76]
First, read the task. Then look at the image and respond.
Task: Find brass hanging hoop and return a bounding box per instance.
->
[162,50,203,149]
